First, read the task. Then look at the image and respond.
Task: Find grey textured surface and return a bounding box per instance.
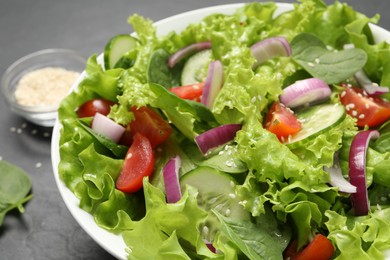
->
[0,0,389,259]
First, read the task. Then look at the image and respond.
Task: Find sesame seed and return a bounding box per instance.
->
[193,84,200,89]
[10,127,16,132]
[345,103,355,111]
[35,162,42,168]
[16,128,23,134]
[229,193,236,199]
[341,91,346,98]
[358,114,365,119]
[225,209,231,217]
[230,181,235,188]
[351,110,358,116]
[225,160,235,167]
[251,96,257,103]
[315,58,320,64]
[126,153,133,159]
[308,62,315,67]
[202,226,209,236]
[365,103,370,109]
[239,200,248,206]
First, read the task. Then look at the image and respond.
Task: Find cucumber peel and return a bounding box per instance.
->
[104,34,139,70]
[287,103,346,148]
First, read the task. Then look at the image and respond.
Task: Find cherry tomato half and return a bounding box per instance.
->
[286,234,335,260]
[77,98,115,118]
[116,132,155,193]
[263,101,302,141]
[120,106,172,148]
[340,86,390,127]
[169,82,204,102]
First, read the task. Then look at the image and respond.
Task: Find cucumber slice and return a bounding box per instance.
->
[181,49,212,85]
[180,166,250,241]
[104,34,138,70]
[287,103,346,148]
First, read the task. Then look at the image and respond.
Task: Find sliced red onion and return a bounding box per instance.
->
[167,41,211,68]
[324,164,356,194]
[349,130,380,216]
[201,60,224,108]
[280,78,331,108]
[354,70,389,96]
[163,155,182,203]
[91,112,125,143]
[250,36,291,69]
[205,241,217,253]
[195,124,241,155]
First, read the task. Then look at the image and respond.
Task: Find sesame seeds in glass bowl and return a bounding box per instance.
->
[1,49,86,127]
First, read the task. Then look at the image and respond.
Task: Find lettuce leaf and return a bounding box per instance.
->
[326,208,390,259]
[122,180,217,259]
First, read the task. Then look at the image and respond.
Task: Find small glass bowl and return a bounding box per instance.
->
[1,49,86,127]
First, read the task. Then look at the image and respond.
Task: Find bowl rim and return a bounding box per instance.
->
[50,2,390,260]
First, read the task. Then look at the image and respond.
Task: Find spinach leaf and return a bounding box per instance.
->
[0,160,33,226]
[291,33,367,84]
[213,210,283,260]
[147,48,181,88]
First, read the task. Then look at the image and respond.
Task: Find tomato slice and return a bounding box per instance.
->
[340,86,390,127]
[263,101,302,141]
[289,234,335,260]
[120,106,172,148]
[169,82,204,102]
[77,98,115,118]
[116,133,155,193]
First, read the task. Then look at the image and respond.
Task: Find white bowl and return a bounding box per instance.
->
[51,3,390,259]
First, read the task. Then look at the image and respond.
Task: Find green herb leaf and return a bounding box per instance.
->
[213,210,284,260]
[291,33,367,84]
[0,160,32,225]
[147,48,181,88]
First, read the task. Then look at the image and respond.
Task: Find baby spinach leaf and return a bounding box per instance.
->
[147,48,181,88]
[0,160,33,226]
[213,210,283,260]
[291,33,367,84]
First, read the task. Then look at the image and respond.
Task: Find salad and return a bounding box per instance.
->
[57,0,390,259]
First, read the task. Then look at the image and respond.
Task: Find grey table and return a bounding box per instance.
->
[0,0,389,259]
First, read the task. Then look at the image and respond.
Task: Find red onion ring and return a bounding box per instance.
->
[195,124,241,155]
[167,41,212,68]
[280,78,331,108]
[250,36,291,69]
[163,155,182,203]
[201,60,224,108]
[349,130,380,216]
